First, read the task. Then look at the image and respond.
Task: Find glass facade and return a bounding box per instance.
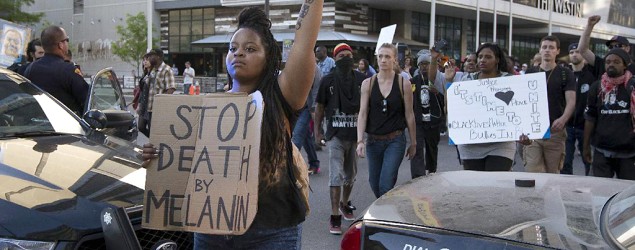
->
[512,36,541,65]
[417,18,540,66]
[166,8,215,53]
[411,12,430,44]
[369,8,391,34]
[608,0,635,28]
[435,15,462,61]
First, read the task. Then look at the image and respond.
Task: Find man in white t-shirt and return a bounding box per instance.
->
[183,61,195,94]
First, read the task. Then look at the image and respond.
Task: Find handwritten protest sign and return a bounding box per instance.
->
[143,91,263,235]
[446,72,550,145]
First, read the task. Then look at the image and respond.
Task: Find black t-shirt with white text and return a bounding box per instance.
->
[316,71,365,141]
[585,79,635,154]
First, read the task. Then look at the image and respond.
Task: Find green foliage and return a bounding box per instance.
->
[0,0,43,25]
[111,12,157,73]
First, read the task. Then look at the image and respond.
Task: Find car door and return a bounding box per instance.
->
[85,68,138,142]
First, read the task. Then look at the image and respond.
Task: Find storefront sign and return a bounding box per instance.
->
[535,0,582,18]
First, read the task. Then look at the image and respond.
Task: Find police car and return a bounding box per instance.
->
[341,171,635,250]
[0,67,191,249]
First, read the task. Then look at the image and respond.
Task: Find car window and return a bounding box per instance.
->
[89,70,124,111]
[0,79,83,136]
[605,184,635,249]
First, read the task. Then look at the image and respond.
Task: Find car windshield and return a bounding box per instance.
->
[605,184,635,249]
[0,76,84,138]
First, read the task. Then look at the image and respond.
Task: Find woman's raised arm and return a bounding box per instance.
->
[278,0,324,110]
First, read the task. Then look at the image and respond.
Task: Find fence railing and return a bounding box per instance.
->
[115,75,230,94]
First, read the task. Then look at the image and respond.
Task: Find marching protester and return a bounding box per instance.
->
[292,63,322,174]
[410,51,444,177]
[561,42,598,176]
[316,45,335,76]
[356,43,417,198]
[583,48,635,180]
[136,51,156,137]
[137,49,176,136]
[143,1,323,248]
[314,43,364,234]
[442,43,517,171]
[356,58,375,78]
[520,36,576,174]
[577,15,635,76]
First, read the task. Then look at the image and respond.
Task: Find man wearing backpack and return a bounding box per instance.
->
[583,49,635,180]
[521,35,576,173]
[561,43,598,176]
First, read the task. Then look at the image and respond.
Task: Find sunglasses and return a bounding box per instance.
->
[609,44,625,49]
[382,99,388,113]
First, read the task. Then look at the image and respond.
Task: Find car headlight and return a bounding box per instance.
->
[0,238,55,250]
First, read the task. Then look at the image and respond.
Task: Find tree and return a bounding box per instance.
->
[112,12,157,75]
[0,0,43,25]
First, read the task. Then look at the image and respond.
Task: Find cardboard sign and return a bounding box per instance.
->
[375,24,396,55]
[446,72,550,145]
[143,91,263,235]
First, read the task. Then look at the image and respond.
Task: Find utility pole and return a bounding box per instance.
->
[508,0,513,55]
[147,0,153,52]
[265,0,270,18]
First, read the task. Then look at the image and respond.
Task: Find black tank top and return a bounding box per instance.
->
[366,74,407,135]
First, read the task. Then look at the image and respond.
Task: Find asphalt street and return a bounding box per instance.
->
[129,93,589,250]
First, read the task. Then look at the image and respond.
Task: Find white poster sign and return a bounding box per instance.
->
[375,24,396,55]
[446,72,551,145]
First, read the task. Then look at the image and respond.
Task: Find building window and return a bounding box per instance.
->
[368,8,390,34]
[511,35,540,66]
[165,8,215,53]
[411,12,430,44]
[473,21,507,50]
[608,0,635,28]
[73,0,84,14]
[435,15,462,60]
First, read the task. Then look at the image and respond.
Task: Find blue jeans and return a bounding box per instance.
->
[193,223,302,250]
[366,133,406,198]
[562,126,590,175]
[292,107,319,168]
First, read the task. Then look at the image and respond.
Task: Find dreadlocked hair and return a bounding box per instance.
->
[234,7,292,186]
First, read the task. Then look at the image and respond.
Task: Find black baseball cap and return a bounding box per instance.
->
[568,43,578,51]
[606,36,630,47]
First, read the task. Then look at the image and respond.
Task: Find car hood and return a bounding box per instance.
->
[363,171,635,249]
[0,134,145,241]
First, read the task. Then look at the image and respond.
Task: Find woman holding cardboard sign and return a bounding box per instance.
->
[441,43,516,171]
[142,1,323,249]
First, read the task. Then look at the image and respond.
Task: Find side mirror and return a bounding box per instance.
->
[83,109,107,129]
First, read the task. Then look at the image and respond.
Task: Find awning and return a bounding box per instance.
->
[192,31,428,50]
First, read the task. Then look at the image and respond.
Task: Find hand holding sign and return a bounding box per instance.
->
[143,92,264,235]
[446,72,550,145]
